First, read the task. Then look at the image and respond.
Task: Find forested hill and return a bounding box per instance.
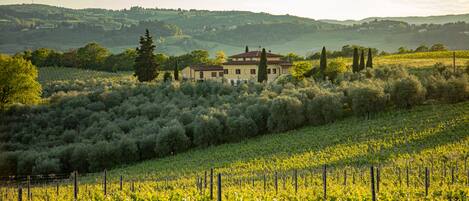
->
[320,13,469,25]
[1,4,469,55]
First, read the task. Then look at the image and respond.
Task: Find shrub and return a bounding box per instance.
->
[306,92,343,125]
[441,76,469,103]
[325,58,349,81]
[348,82,388,118]
[267,96,305,132]
[70,144,91,173]
[226,116,258,142]
[193,114,224,147]
[245,103,270,135]
[32,155,60,174]
[155,120,190,156]
[391,76,426,109]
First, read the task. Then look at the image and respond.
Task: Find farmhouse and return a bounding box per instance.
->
[181,65,224,82]
[181,49,293,84]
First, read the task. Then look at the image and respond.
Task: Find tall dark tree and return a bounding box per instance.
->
[245,46,249,53]
[134,29,159,82]
[359,49,365,71]
[258,48,268,83]
[352,48,359,73]
[366,48,373,69]
[174,59,179,81]
[319,46,327,80]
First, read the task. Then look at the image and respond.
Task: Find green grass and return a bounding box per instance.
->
[38,67,132,84]
[103,101,469,180]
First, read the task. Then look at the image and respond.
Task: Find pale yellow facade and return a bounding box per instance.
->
[223,64,289,84]
[181,67,224,81]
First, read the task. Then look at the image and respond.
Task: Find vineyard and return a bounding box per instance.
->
[38,67,132,84]
[1,101,468,200]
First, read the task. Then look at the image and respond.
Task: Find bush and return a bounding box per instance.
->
[441,76,469,103]
[306,92,343,125]
[193,114,224,147]
[348,82,388,117]
[268,96,305,132]
[226,116,258,142]
[32,155,60,174]
[155,120,190,156]
[391,76,426,109]
[325,58,349,81]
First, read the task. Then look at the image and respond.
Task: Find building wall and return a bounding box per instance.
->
[223,64,285,83]
[181,67,224,81]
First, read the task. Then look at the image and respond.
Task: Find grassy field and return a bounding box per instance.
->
[38,67,133,84]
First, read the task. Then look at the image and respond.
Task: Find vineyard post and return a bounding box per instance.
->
[27,176,30,201]
[18,185,22,201]
[282,174,286,190]
[370,166,376,201]
[119,175,123,191]
[130,180,134,192]
[425,167,429,197]
[344,169,347,186]
[217,173,222,201]
[406,165,409,187]
[294,170,298,193]
[263,174,266,192]
[252,177,254,188]
[74,171,78,201]
[103,169,107,196]
[56,182,59,197]
[210,168,213,200]
[451,167,455,184]
[323,165,327,201]
[204,171,207,189]
[398,167,402,186]
[274,172,278,194]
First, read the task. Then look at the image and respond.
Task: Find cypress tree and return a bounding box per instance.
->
[359,49,365,71]
[366,48,373,68]
[319,46,327,80]
[174,59,179,81]
[258,48,268,83]
[134,29,159,82]
[352,48,359,73]
[245,46,249,53]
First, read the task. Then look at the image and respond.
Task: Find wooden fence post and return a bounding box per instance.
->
[274,172,278,194]
[451,167,455,184]
[74,171,78,201]
[56,182,59,197]
[27,176,30,201]
[344,169,347,186]
[370,166,376,201]
[204,171,207,189]
[210,168,214,200]
[294,170,298,193]
[119,175,123,191]
[18,185,22,201]
[323,165,327,201]
[425,167,429,197]
[406,165,410,187]
[103,169,107,196]
[217,173,222,201]
[263,174,266,192]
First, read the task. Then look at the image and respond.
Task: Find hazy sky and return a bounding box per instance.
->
[2,0,469,20]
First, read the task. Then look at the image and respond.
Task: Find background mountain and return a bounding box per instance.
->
[1,4,469,56]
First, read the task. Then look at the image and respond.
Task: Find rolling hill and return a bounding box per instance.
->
[0,4,469,56]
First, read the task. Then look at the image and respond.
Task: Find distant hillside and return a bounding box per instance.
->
[0,4,469,55]
[320,13,469,25]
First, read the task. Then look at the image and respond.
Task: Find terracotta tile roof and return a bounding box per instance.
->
[190,65,224,71]
[223,60,292,66]
[229,51,283,58]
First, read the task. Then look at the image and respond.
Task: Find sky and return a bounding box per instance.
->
[1,0,469,20]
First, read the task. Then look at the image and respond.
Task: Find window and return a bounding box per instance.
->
[199,71,204,79]
[236,69,241,74]
[250,69,256,74]
[211,72,217,77]
[243,57,246,61]
[224,69,229,74]
[267,69,271,74]
[219,72,224,77]
[273,69,277,74]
